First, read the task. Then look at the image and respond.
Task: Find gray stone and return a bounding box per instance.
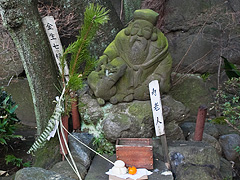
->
[168,141,222,180]
[214,124,240,136]
[219,157,233,179]
[102,113,133,142]
[180,122,219,139]
[5,79,36,127]
[79,94,104,125]
[163,0,240,73]
[169,74,214,116]
[14,167,74,180]
[175,164,222,180]
[0,26,23,86]
[153,138,224,180]
[81,94,189,142]
[85,154,116,180]
[101,101,154,142]
[162,95,190,123]
[68,132,95,168]
[168,141,220,170]
[165,121,185,140]
[188,132,222,155]
[51,160,87,180]
[219,134,240,161]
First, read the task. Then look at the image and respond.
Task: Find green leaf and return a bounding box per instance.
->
[0,137,7,144]
[10,117,19,122]
[5,155,22,167]
[9,105,18,114]
[2,96,10,106]
[0,119,8,127]
[23,161,31,167]
[0,128,6,132]
[222,56,240,79]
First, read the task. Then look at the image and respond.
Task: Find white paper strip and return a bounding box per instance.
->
[42,16,69,82]
[149,80,165,136]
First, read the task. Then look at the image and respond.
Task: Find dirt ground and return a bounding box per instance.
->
[0,123,36,177]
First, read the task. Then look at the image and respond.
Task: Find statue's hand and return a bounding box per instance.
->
[108,64,127,82]
[96,55,108,72]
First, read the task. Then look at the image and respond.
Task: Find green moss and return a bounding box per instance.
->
[128,102,152,120]
[115,114,129,125]
[170,74,213,115]
[33,136,61,169]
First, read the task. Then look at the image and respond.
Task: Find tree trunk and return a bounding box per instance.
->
[0,0,60,135]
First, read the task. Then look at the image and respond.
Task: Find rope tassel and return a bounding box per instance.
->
[27,87,65,154]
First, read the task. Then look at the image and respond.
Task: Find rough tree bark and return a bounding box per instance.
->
[0,0,61,168]
[0,0,60,134]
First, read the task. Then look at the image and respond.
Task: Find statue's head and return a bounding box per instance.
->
[125,9,159,41]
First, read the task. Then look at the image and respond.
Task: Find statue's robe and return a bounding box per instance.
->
[100,29,172,102]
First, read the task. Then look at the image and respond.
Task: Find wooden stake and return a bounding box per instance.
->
[161,135,171,170]
[149,80,171,171]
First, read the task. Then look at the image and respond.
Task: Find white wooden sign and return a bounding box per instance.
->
[42,16,69,82]
[149,80,165,136]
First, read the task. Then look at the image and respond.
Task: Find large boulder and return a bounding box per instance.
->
[68,133,95,168]
[169,73,214,116]
[14,167,74,180]
[153,139,232,179]
[169,141,220,169]
[80,94,189,142]
[51,133,95,180]
[188,132,222,155]
[174,164,222,180]
[168,141,222,180]
[51,161,87,180]
[219,134,240,161]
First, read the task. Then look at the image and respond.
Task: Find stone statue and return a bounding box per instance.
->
[88,9,172,104]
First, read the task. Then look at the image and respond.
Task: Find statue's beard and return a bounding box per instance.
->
[129,35,149,65]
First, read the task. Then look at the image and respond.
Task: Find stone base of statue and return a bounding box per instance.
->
[79,93,189,142]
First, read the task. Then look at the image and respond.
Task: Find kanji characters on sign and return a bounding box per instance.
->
[149,80,165,136]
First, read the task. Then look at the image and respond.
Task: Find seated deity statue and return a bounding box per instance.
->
[87,9,172,104]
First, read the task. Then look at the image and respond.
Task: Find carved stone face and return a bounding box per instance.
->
[130,20,153,40]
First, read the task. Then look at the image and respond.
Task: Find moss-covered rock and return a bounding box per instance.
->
[170,73,213,116]
[33,136,61,169]
[79,94,189,142]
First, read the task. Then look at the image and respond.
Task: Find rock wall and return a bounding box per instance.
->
[0,19,23,86]
[163,0,240,74]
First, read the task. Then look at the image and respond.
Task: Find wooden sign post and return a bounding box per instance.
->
[42,16,69,82]
[149,80,171,170]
